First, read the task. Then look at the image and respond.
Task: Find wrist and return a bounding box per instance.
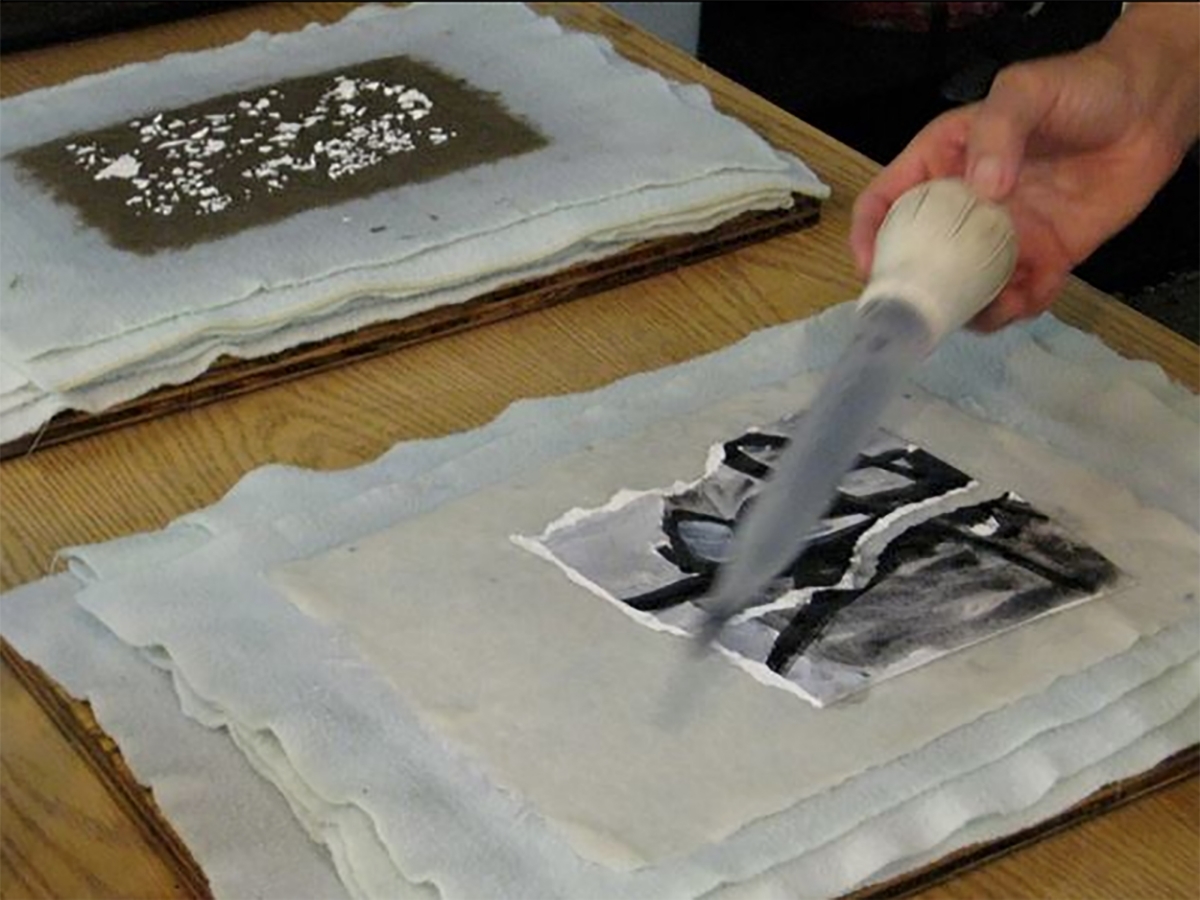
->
[1099,2,1200,154]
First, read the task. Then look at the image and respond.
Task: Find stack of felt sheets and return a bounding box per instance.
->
[0,2,828,446]
[4,303,1197,899]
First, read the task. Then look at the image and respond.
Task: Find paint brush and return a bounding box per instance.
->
[695,178,1017,648]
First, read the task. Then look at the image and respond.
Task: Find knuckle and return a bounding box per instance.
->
[990,63,1041,100]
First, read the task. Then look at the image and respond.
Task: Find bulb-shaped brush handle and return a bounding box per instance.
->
[858,178,1017,344]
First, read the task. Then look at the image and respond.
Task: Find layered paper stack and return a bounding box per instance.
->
[0,2,828,447]
[4,304,1197,899]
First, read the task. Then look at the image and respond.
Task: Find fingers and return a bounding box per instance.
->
[968,262,1066,332]
[969,290,1026,332]
[850,111,972,276]
[853,57,1088,331]
[965,64,1055,201]
[849,191,890,276]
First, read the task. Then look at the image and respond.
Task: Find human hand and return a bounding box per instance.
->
[850,4,1200,332]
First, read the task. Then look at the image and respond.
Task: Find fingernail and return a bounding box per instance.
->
[970,156,1006,200]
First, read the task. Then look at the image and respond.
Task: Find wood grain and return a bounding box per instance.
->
[1,644,211,899]
[0,658,195,900]
[1,4,1196,899]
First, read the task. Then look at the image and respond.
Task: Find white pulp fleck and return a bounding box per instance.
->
[332,76,358,101]
[66,71,461,219]
[968,516,1002,537]
[95,153,141,181]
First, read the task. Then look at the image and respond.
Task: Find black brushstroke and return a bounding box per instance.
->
[765,493,1119,675]
[624,574,714,612]
[611,422,1119,692]
[720,432,789,480]
[625,429,974,611]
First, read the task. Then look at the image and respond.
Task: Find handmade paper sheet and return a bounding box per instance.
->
[0,574,354,900]
[15,56,545,252]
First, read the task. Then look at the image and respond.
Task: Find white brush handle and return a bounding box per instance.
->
[858,178,1017,344]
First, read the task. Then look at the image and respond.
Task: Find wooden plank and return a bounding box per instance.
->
[0,197,820,460]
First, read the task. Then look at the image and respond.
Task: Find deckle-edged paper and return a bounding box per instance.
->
[0,1,827,444]
[2,305,1197,899]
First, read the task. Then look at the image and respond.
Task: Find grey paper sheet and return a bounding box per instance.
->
[519,421,1123,706]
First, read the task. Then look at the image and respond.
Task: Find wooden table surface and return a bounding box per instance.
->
[1,4,1196,898]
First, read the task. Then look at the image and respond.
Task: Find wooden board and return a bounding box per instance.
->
[0,198,821,460]
[4,631,1194,900]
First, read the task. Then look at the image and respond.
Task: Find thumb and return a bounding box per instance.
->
[966,65,1052,201]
